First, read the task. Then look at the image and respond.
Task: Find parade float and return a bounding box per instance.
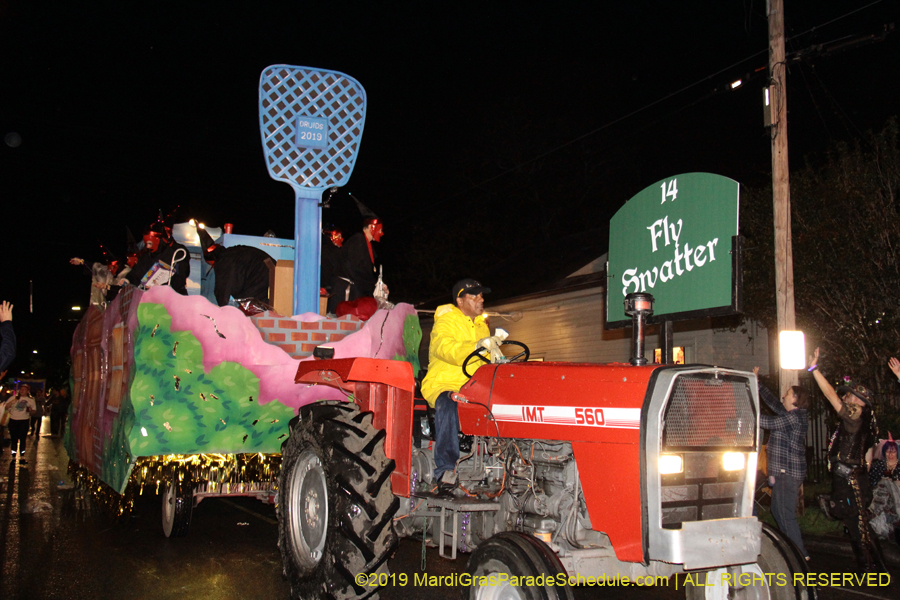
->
[67,282,420,534]
[65,65,424,536]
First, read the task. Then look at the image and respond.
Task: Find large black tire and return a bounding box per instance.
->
[278,401,399,600]
[463,531,574,600]
[685,523,815,600]
[161,474,193,538]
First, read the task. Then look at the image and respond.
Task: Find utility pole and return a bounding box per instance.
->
[768,0,798,393]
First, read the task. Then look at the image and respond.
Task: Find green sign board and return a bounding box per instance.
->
[606,173,740,327]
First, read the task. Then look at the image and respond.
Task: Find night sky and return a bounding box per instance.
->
[1,1,897,382]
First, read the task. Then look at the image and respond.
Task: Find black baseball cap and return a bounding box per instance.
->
[453,278,491,300]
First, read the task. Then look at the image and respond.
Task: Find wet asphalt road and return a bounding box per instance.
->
[2,418,899,600]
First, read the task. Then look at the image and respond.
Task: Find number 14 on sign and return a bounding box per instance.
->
[660,179,678,204]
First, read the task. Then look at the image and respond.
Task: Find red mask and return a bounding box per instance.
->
[330,231,344,248]
[370,223,384,242]
[108,260,121,276]
[143,232,163,252]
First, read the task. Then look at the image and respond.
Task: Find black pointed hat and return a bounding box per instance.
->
[351,194,380,223]
[195,226,221,261]
[196,226,216,251]
[98,240,120,264]
[126,227,139,255]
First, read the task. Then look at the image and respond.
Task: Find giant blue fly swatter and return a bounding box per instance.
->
[259,65,367,314]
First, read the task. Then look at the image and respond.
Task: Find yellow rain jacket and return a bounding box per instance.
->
[421,303,490,406]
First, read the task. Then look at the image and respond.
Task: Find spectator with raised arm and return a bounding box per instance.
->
[809,348,886,573]
[0,301,14,375]
[753,367,809,560]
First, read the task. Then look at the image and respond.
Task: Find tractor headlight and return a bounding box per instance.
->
[722,452,745,471]
[659,454,683,475]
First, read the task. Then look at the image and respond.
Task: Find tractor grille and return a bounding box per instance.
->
[662,374,755,449]
[659,373,756,528]
[660,453,744,527]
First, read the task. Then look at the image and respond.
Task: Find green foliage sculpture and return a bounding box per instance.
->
[127,303,295,459]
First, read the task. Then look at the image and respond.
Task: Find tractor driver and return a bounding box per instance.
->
[421,278,492,496]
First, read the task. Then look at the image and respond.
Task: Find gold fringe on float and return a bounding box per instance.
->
[132,452,283,495]
[68,453,283,519]
[68,461,138,520]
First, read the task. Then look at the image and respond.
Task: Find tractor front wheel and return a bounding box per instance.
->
[685,524,815,600]
[464,531,574,600]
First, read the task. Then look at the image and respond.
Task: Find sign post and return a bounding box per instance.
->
[259,66,367,315]
[607,173,741,359]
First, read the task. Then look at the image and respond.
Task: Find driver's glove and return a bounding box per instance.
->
[488,328,510,361]
[477,337,496,351]
[477,336,503,363]
[478,329,509,364]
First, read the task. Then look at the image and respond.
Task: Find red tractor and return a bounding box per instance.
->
[277,331,812,600]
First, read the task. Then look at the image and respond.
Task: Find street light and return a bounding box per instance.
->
[779,330,806,370]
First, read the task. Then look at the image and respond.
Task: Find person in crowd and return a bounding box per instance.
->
[867,433,900,542]
[0,300,14,374]
[809,348,886,572]
[421,279,493,496]
[0,388,11,450]
[0,301,15,453]
[50,387,70,437]
[870,435,900,487]
[5,383,36,464]
[47,389,60,435]
[29,386,45,436]
[753,367,810,560]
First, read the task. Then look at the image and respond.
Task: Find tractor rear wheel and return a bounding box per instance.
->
[278,401,399,600]
[464,531,574,600]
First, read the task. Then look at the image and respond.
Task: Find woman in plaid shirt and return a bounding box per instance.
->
[754,367,810,560]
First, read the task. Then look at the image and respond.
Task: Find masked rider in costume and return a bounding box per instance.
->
[196,227,274,307]
[321,225,344,314]
[332,197,386,307]
[127,220,190,295]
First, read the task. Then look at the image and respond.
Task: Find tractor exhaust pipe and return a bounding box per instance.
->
[624,292,654,366]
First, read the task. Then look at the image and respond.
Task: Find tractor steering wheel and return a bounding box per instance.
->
[462,341,530,378]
